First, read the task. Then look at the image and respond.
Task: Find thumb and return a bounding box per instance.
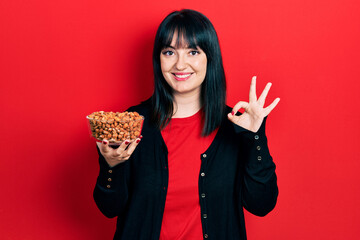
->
[228,101,248,123]
[97,139,110,153]
[227,112,236,122]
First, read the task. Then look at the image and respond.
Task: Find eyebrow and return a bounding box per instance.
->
[162,45,199,50]
[163,45,176,49]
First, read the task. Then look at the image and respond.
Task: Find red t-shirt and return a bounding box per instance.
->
[160,110,218,240]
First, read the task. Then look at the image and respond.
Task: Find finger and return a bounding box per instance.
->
[258,82,272,106]
[116,139,131,155]
[249,76,257,102]
[97,140,110,153]
[124,137,142,157]
[264,97,280,116]
[232,101,249,115]
[228,101,249,121]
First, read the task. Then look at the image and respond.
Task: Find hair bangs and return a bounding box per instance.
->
[160,19,201,51]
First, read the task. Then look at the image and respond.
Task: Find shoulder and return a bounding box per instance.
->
[215,105,234,133]
[126,98,152,118]
[225,105,232,115]
[126,98,157,131]
[220,105,233,124]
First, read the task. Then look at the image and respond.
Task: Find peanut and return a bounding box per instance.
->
[87,111,143,143]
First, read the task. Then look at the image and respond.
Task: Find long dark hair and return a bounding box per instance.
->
[151,9,226,136]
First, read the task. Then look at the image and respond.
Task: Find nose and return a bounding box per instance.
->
[175,53,187,70]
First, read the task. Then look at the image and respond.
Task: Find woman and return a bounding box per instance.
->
[94,9,280,240]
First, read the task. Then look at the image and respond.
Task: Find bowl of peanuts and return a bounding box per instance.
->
[86,111,144,145]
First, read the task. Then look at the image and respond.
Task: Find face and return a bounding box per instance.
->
[160,33,207,97]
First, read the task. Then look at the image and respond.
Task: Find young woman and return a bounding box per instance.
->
[94,9,280,240]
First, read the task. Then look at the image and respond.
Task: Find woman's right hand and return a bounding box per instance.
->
[97,137,142,167]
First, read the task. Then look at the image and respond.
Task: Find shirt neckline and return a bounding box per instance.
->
[170,109,202,124]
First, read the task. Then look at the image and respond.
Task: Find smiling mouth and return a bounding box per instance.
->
[172,73,193,81]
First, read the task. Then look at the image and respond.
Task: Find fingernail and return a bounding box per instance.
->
[231,111,235,115]
[140,135,143,139]
[124,140,130,145]
[102,141,108,145]
[136,139,141,143]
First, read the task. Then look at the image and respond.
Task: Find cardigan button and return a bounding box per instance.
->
[108,170,113,173]
[203,214,207,219]
[202,153,207,158]
[257,156,262,161]
[256,146,261,151]
[201,172,205,177]
[108,178,112,182]
[201,193,206,198]
[204,234,209,238]
[254,135,259,140]
[106,185,111,189]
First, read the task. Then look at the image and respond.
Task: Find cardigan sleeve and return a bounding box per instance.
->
[234,117,278,216]
[93,146,130,218]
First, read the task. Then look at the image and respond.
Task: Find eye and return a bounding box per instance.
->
[162,50,174,56]
[189,50,200,56]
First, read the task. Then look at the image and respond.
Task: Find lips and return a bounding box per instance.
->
[172,72,193,81]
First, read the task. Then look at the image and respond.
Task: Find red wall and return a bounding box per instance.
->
[1,0,360,239]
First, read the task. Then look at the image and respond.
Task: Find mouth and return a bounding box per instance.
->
[172,72,193,81]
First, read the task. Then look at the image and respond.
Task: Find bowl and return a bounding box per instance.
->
[86,111,144,145]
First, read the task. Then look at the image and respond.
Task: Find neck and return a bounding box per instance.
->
[172,90,202,118]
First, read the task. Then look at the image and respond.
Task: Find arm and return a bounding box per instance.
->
[93,146,130,218]
[93,138,141,218]
[228,76,280,216]
[234,118,278,216]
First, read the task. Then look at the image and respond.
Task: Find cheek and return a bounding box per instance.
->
[160,58,173,73]
[194,59,207,74]
[160,58,166,71]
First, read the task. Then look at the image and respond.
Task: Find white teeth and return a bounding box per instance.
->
[174,74,191,78]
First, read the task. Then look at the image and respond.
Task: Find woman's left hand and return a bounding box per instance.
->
[227,76,280,133]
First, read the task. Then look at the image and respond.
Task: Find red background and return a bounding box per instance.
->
[1,0,360,239]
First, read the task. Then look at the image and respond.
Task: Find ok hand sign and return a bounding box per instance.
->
[227,76,280,133]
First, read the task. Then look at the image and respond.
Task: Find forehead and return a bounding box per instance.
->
[165,30,198,49]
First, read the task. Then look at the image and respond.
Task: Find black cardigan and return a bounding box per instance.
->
[93,100,278,240]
